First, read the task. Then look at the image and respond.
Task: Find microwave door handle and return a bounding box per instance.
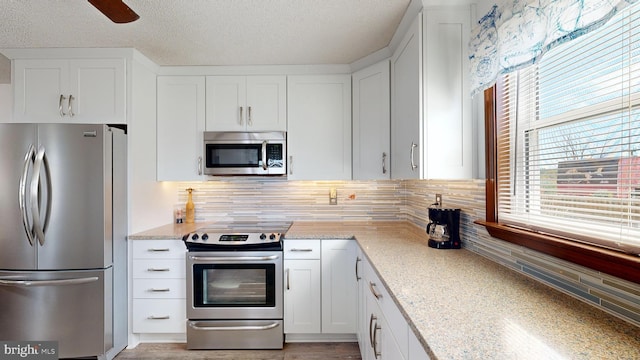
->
[262,141,268,170]
[19,145,37,247]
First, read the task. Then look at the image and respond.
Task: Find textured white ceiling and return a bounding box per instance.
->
[0,0,411,67]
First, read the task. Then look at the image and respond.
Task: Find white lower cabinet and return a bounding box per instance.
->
[360,251,409,360]
[283,239,358,337]
[409,329,431,360]
[131,239,186,334]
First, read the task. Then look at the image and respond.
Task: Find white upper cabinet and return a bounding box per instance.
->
[205,75,286,131]
[423,7,473,179]
[352,60,391,180]
[391,14,423,180]
[157,76,206,181]
[287,74,352,180]
[389,6,473,180]
[12,58,126,124]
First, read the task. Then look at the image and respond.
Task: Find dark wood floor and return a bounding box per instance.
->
[114,342,362,360]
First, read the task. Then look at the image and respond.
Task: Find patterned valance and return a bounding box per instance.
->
[469,0,639,97]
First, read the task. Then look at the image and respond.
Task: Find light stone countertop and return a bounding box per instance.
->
[284,221,640,360]
[128,220,640,358]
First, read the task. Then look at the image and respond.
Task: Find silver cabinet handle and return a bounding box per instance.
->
[149,288,171,292]
[355,257,362,281]
[147,315,170,320]
[147,268,170,272]
[68,94,75,117]
[19,145,37,247]
[382,152,387,174]
[148,248,170,252]
[373,322,382,358]
[0,276,99,287]
[290,248,313,252]
[198,156,203,175]
[368,281,382,299]
[248,106,253,126]
[262,140,268,170]
[286,268,290,290]
[188,321,280,331]
[410,142,418,171]
[369,314,376,348]
[239,106,244,125]
[59,94,67,116]
[289,156,293,175]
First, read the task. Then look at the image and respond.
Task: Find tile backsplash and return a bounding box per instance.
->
[175,178,640,327]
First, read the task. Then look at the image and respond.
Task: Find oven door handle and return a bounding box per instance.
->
[188,321,280,331]
[188,255,280,262]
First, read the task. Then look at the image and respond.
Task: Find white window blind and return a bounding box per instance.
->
[497,4,640,255]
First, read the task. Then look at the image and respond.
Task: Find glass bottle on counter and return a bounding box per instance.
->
[185,188,195,224]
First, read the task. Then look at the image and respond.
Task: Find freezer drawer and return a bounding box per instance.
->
[0,269,112,359]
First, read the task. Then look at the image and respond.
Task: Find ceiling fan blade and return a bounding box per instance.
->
[88,0,140,24]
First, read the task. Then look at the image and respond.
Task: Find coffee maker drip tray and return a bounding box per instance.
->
[426,207,461,249]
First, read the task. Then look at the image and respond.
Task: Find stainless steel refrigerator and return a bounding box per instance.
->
[0,123,127,360]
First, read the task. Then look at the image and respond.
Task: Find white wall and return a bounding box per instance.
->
[128,59,177,233]
[0,84,11,122]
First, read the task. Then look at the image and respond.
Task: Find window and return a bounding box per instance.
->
[482,4,640,283]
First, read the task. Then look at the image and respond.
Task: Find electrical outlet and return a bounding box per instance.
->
[435,194,442,206]
[329,188,338,205]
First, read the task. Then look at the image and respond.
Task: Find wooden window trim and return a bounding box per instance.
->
[476,86,640,284]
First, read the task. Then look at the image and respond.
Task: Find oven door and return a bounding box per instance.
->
[186,251,283,319]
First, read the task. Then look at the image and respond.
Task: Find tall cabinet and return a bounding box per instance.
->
[391,14,423,179]
[390,6,473,179]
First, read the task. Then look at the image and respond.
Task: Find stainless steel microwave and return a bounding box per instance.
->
[203,131,286,176]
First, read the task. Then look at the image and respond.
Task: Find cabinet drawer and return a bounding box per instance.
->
[284,240,321,259]
[132,240,186,259]
[132,299,186,333]
[133,279,186,299]
[132,259,185,279]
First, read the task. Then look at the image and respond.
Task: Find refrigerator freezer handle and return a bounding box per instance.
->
[19,145,36,247]
[30,146,52,247]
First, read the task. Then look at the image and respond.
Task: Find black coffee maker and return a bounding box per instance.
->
[426,207,461,249]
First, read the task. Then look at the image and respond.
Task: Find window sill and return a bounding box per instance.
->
[475,220,640,284]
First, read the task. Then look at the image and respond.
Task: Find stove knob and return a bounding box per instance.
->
[191,233,199,241]
[260,233,267,240]
[202,233,209,241]
[269,233,276,240]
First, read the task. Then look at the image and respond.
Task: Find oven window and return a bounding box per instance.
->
[206,144,261,168]
[193,264,276,307]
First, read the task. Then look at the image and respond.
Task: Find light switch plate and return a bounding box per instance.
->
[329,188,337,205]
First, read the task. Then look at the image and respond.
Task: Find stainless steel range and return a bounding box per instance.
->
[183,225,287,350]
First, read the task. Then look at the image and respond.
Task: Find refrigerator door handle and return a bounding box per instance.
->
[0,276,99,287]
[30,145,52,247]
[19,145,37,247]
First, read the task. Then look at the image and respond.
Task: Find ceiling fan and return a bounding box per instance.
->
[88,0,139,24]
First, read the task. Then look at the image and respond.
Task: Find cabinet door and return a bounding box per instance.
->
[356,249,367,357]
[287,75,352,180]
[409,329,431,360]
[205,76,246,131]
[391,14,422,179]
[157,76,206,181]
[12,59,68,123]
[321,239,358,333]
[353,60,390,180]
[284,259,321,333]
[246,76,287,131]
[69,59,126,124]
[423,7,472,179]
